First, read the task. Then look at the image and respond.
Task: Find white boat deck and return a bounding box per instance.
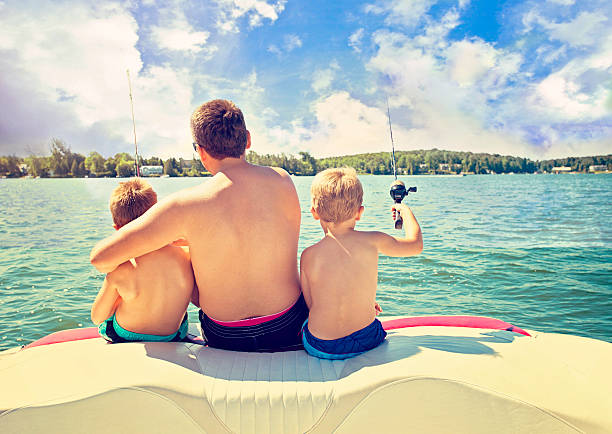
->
[1,322,611,433]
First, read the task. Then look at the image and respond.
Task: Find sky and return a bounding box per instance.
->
[0,0,611,160]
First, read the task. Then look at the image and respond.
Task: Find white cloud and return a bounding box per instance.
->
[267,44,282,55]
[527,40,612,122]
[151,19,214,54]
[253,92,408,157]
[311,61,340,93]
[0,1,200,158]
[268,33,302,55]
[284,34,302,51]
[545,12,608,48]
[446,39,521,90]
[548,0,575,5]
[215,0,286,33]
[349,28,365,52]
[365,0,436,26]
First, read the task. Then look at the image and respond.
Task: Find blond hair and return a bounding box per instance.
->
[109,178,157,228]
[311,168,363,223]
[191,99,248,159]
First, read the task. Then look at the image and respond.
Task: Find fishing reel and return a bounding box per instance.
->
[390,180,417,229]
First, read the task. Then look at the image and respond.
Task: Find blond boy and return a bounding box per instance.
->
[91,178,194,343]
[300,168,423,359]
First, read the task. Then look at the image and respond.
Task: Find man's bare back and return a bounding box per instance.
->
[177,163,301,319]
[91,245,194,335]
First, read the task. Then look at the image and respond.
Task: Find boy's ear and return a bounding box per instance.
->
[246,130,251,150]
[355,206,364,221]
[310,207,320,220]
[113,224,120,231]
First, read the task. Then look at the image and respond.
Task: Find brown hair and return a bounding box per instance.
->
[191,99,248,159]
[311,167,363,223]
[109,178,157,228]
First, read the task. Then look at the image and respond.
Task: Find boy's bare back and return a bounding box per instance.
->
[301,168,422,343]
[301,230,380,340]
[102,246,193,335]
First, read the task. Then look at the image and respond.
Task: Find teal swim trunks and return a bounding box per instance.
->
[98,313,188,343]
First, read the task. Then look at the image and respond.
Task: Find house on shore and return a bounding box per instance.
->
[140,165,163,176]
[589,165,608,173]
[551,166,572,174]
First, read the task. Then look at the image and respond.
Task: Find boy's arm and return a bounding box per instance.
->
[91,276,120,325]
[90,194,187,273]
[374,203,423,257]
[299,249,313,308]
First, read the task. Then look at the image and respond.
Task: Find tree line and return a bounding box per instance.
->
[0,139,208,178]
[1,139,610,178]
[247,149,611,175]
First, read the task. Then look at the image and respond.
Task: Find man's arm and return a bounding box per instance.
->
[91,276,120,325]
[374,203,423,257]
[90,194,187,273]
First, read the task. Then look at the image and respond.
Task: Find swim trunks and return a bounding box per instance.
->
[98,313,188,343]
[302,318,387,360]
[198,293,309,352]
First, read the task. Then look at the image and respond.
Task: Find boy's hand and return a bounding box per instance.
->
[391,203,411,220]
[375,302,383,315]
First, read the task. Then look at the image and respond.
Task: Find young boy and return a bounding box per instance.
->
[300,168,423,359]
[91,178,195,343]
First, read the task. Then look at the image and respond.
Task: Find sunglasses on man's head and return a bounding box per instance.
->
[192,142,199,152]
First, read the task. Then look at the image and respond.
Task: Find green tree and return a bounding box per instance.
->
[116,162,134,177]
[85,152,105,176]
[298,152,317,175]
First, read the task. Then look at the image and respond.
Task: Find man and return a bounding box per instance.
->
[90,99,307,351]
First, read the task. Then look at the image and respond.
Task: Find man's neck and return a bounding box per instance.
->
[208,156,249,175]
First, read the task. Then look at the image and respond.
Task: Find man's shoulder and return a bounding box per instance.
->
[268,166,291,178]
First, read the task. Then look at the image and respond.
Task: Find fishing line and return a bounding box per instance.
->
[386,96,416,229]
[126,69,140,177]
[386,97,397,180]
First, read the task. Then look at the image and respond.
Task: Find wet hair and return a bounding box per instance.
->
[109,178,157,228]
[310,167,363,223]
[190,99,248,159]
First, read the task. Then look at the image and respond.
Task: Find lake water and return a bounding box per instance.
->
[1,174,611,350]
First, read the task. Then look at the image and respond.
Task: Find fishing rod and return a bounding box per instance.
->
[386,97,416,229]
[126,69,140,177]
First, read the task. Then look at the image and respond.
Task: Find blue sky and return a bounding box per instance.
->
[0,0,611,159]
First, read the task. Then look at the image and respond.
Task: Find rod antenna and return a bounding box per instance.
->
[127,69,140,177]
[386,97,397,180]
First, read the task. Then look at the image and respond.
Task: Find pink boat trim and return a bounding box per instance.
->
[381,315,531,336]
[23,327,101,349]
[22,314,530,349]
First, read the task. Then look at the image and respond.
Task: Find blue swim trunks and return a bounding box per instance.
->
[302,318,387,360]
[98,313,188,343]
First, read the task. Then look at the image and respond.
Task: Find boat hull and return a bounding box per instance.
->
[1,316,610,433]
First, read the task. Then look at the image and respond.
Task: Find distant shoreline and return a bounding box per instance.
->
[5,171,611,180]
[2,141,611,178]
